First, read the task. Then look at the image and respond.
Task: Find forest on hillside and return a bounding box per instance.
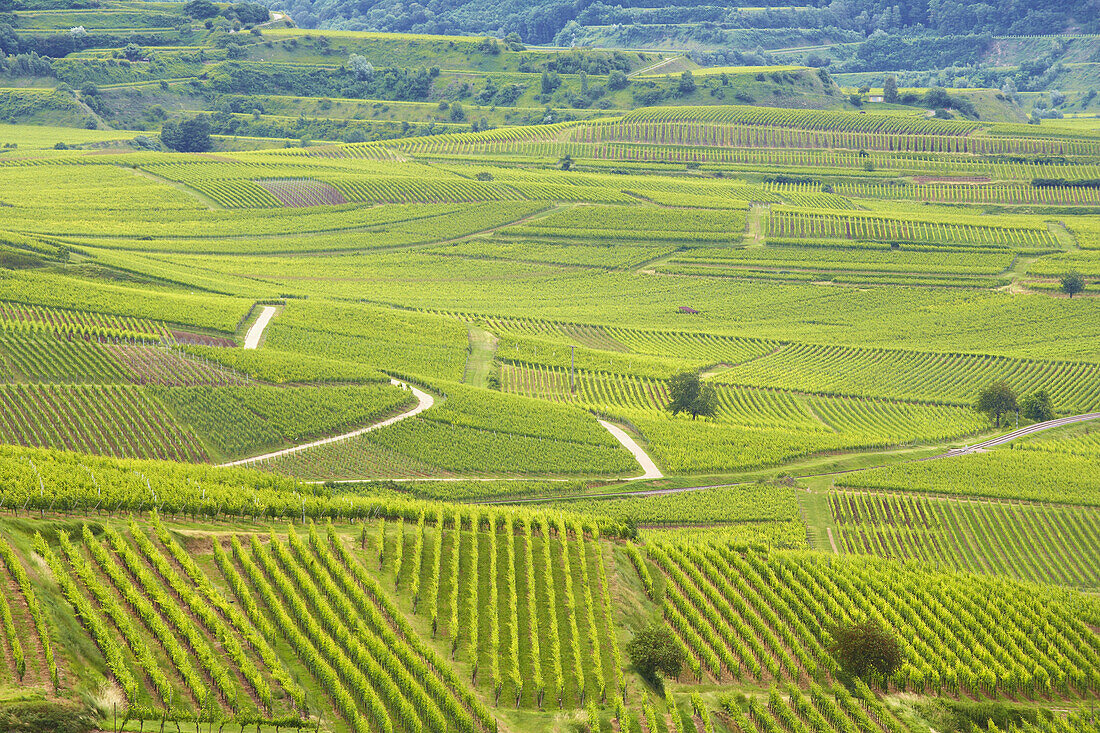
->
[254,0,1100,46]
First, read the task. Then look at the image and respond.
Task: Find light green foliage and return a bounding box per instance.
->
[566,484,809,548]
[712,341,1100,411]
[264,383,635,479]
[0,383,206,461]
[653,542,1100,697]
[3,46,1100,732]
[0,269,249,333]
[265,300,470,382]
[831,490,1100,590]
[183,346,386,384]
[152,382,415,460]
[838,448,1100,505]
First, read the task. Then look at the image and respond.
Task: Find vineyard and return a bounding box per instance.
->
[0,55,1099,733]
[767,208,1058,251]
[0,384,207,461]
[649,543,1100,697]
[151,383,415,461]
[830,490,1100,590]
[260,384,639,479]
[837,447,1100,506]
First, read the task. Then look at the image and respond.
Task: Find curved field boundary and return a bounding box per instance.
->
[218,379,433,467]
[243,306,276,350]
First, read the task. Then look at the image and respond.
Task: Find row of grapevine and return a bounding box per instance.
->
[0,334,244,387]
[830,490,1100,590]
[310,524,496,731]
[378,512,618,710]
[572,120,1100,156]
[105,344,250,386]
[0,383,207,461]
[500,359,984,445]
[717,680,910,733]
[829,180,1100,205]
[672,244,1015,276]
[0,300,169,341]
[0,535,57,689]
[0,333,131,384]
[33,532,139,700]
[0,443,629,535]
[767,208,1057,250]
[330,178,526,205]
[399,139,1100,180]
[257,178,348,207]
[715,340,1100,411]
[649,541,1100,697]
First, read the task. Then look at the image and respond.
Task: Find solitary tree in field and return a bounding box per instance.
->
[160,115,212,152]
[667,371,718,420]
[1021,390,1055,423]
[830,618,901,681]
[627,623,684,681]
[975,381,1018,428]
[883,75,898,103]
[1061,271,1085,298]
[678,70,696,95]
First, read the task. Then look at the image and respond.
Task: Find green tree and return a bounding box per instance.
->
[1020,390,1055,423]
[975,380,1018,428]
[883,75,898,103]
[0,23,18,56]
[626,623,684,681]
[926,86,951,108]
[559,153,573,171]
[1061,271,1085,298]
[677,70,696,95]
[160,115,212,152]
[667,371,718,420]
[541,71,561,95]
[183,0,219,18]
[830,619,901,681]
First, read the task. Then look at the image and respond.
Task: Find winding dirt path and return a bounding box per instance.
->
[218,379,433,467]
[490,410,1100,504]
[243,306,276,349]
[598,419,664,480]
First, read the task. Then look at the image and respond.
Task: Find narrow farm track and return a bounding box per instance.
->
[598,419,664,480]
[243,306,277,349]
[628,55,686,77]
[218,379,433,467]
[937,411,1100,456]
[305,418,661,484]
[489,410,1100,504]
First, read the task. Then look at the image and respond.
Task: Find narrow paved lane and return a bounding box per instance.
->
[491,410,1100,504]
[243,306,276,349]
[939,412,1100,456]
[598,419,664,480]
